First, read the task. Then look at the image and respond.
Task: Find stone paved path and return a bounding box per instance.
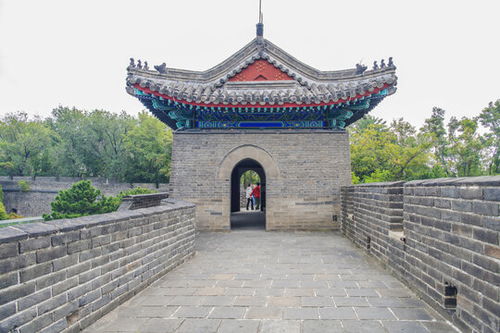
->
[85,231,459,333]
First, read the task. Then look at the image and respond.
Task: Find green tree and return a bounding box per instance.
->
[43,180,119,220]
[240,170,260,186]
[48,107,135,180]
[349,116,432,183]
[123,112,173,185]
[420,107,451,176]
[0,112,56,177]
[447,116,485,177]
[0,203,9,220]
[479,100,500,175]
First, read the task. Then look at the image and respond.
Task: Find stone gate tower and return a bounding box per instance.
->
[126,22,397,231]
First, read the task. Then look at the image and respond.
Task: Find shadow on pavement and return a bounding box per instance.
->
[230,211,265,230]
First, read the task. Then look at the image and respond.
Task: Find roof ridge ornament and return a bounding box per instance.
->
[256,0,264,39]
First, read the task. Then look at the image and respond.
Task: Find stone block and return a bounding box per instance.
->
[0,302,16,321]
[36,246,67,263]
[0,308,37,333]
[472,201,499,216]
[0,242,18,259]
[19,262,52,283]
[0,253,36,274]
[484,187,500,201]
[18,289,51,311]
[0,272,18,289]
[37,293,67,315]
[0,282,35,306]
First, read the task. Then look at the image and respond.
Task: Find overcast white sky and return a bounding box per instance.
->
[0,0,499,127]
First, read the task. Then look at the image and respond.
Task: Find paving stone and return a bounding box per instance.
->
[377,288,413,298]
[329,281,359,288]
[174,306,212,318]
[254,288,284,296]
[267,296,300,307]
[224,288,255,296]
[342,320,386,333]
[176,318,221,333]
[300,280,329,288]
[193,287,225,296]
[159,288,197,296]
[284,288,314,297]
[314,288,346,297]
[168,296,202,306]
[355,307,397,320]
[346,288,379,297]
[422,321,458,333]
[216,280,244,288]
[283,308,319,320]
[301,296,334,307]
[141,318,183,333]
[302,320,343,333]
[208,306,246,319]
[391,307,434,320]
[243,280,272,288]
[245,307,282,319]
[217,319,260,333]
[271,280,300,288]
[234,296,267,306]
[333,297,370,307]
[382,321,430,333]
[318,307,357,320]
[97,317,149,331]
[199,296,235,306]
[82,231,459,333]
[259,320,300,333]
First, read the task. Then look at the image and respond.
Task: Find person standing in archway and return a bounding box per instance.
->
[245,184,254,211]
[252,182,261,211]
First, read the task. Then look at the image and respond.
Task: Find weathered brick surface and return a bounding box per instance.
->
[171,130,351,230]
[0,199,195,333]
[341,176,500,333]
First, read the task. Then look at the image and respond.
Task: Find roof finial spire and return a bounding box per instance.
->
[256,0,264,38]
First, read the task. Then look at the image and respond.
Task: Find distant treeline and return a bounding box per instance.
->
[0,100,498,184]
[0,107,172,184]
[349,100,499,183]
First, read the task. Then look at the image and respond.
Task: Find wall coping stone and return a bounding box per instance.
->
[344,176,500,188]
[345,181,406,188]
[405,175,500,186]
[0,199,195,244]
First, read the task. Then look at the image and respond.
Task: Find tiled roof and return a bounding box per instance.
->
[126,38,397,107]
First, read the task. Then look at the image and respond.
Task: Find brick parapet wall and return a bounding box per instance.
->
[341,176,499,333]
[0,200,195,333]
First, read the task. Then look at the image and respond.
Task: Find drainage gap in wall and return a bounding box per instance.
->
[444,282,457,309]
[366,236,371,250]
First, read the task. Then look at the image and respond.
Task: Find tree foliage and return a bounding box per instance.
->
[0,108,172,183]
[123,112,172,185]
[350,100,500,183]
[43,180,120,220]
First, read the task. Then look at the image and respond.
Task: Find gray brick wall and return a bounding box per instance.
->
[341,176,500,333]
[0,177,170,217]
[0,200,195,333]
[170,130,352,230]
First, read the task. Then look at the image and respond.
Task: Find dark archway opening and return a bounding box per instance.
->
[230,158,266,230]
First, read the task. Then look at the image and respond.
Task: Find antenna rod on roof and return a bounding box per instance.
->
[256,0,264,38]
[259,0,263,24]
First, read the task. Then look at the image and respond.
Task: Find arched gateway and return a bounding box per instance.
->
[125,21,397,230]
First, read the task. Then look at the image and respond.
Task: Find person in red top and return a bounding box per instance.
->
[252,182,261,211]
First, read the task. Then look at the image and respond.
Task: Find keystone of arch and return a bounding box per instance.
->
[217,145,280,179]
